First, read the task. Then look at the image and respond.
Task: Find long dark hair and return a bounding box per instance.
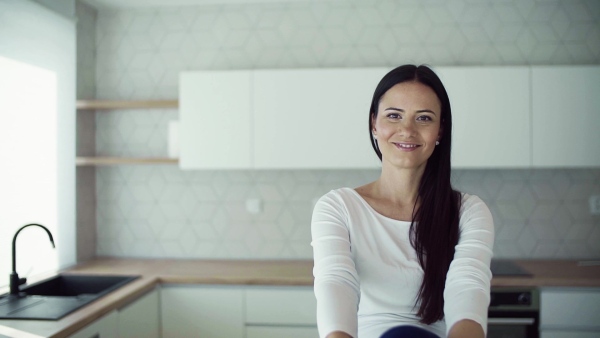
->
[368,64,461,324]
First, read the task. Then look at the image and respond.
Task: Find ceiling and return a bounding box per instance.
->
[81,0,334,10]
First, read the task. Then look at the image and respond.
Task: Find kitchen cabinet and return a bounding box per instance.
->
[179,71,253,170]
[253,68,385,169]
[179,68,383,170]
[246,326,319,338]
[540,287,600,338]
[68,310,118,338]
[531,66,600,167]
[435,66,531,168]
[68,289,159,338]
[161,285,244,338]
[160,284,316,338]
[180,66,533,170]
[118,288,160,338]
[245,286,318,337]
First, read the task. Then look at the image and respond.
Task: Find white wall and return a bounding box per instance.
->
[0,0,76,286]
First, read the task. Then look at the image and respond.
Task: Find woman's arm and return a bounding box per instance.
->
[312,192,360,338]
[448,319,485,338]
[443,195,495,337]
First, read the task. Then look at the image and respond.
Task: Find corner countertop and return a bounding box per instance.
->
[1,258,599,338]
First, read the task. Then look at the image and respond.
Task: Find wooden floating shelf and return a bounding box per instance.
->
[76,157,179,166]
[76,99,178,110]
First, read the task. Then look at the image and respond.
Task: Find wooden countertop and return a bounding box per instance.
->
[1,258,599,337]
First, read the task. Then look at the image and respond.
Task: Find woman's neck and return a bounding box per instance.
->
[375,164,424,207]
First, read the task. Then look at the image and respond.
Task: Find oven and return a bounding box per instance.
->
[487,287,539,338]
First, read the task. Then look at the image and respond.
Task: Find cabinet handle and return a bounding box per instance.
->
[488,318,535,325]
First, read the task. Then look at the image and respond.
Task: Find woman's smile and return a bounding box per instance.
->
[392,142,421,151]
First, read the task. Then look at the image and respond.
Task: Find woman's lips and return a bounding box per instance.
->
[393,142,420,151]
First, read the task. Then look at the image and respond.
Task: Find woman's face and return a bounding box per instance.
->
[372,81,442,172]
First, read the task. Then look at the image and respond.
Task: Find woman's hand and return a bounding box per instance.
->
[326,331,353,338]
[448,319,485,338]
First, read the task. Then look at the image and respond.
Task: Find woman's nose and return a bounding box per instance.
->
[398,119,416,136]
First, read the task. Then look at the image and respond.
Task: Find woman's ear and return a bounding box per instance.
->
[371,114,377,136]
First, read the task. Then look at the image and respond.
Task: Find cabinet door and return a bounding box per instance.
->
[118,289,159,338]
[531,66,600,167]
[253,68,386,169]
[179,71,252,169]
[245,286,317,325]
[540,288,600,330]
[68,311,118,338]
[436,67,531,168]
[246,326,319,338]
[541,331,600,338]
[161,285,244,338]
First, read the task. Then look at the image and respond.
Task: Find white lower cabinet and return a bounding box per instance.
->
[68,310,118,338]
[540,287,600,338]
[118,289,160,338]
[245,286,318,337]
[541,332,600,338]
[161,285,244,338]
[161,285,317,338]
[70,284,318,338]
[246,326,319,338]
[69,289,159,338]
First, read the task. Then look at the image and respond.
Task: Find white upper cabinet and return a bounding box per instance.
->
[179,66,597,170]
[253,68,385,169]
[436,67,531,168]
[531,66,600,167]
[179,71,252,169]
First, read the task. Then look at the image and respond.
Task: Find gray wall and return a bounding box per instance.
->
[78,0,600,260]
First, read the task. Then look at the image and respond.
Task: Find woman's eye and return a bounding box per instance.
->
[387,113,401,119]
[416,115,432,122]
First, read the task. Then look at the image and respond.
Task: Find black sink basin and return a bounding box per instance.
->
[22,274,137,297]
[0,274,139,320]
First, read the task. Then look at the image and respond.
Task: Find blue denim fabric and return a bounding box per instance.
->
[380,325,440,338]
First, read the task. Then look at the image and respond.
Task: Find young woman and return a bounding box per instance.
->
[311,65,494,338]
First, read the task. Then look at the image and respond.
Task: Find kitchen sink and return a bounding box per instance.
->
[0,274,139,320]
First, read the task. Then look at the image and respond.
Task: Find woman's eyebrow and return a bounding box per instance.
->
[384,107,437,115]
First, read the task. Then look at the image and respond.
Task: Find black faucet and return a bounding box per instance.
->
[10,223,55,296]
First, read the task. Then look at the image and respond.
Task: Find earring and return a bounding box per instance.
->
[435,141,440,145]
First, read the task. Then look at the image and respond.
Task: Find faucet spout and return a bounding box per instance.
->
[10,223,56,296]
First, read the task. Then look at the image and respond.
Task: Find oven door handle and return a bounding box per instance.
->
[488,318,535,325]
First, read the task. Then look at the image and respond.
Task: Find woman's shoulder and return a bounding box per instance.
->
[314,187,373,212]
[459,192,488,210]
[458,192,494,229]
[316,187,359,205]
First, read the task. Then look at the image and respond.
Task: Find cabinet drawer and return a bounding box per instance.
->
[245,287,316,325]
[246,326,318,338]
[541,288,600,329]
[541,330,600,338]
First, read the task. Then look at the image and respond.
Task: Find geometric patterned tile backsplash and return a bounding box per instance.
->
[88,0,600,260]
[96,163,600,259]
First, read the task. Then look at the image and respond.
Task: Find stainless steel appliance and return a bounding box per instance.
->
[488,260,538,338]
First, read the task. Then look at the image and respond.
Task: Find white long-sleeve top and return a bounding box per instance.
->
[311,188,494,338]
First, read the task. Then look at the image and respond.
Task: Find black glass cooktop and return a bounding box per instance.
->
[490,260,532,277]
